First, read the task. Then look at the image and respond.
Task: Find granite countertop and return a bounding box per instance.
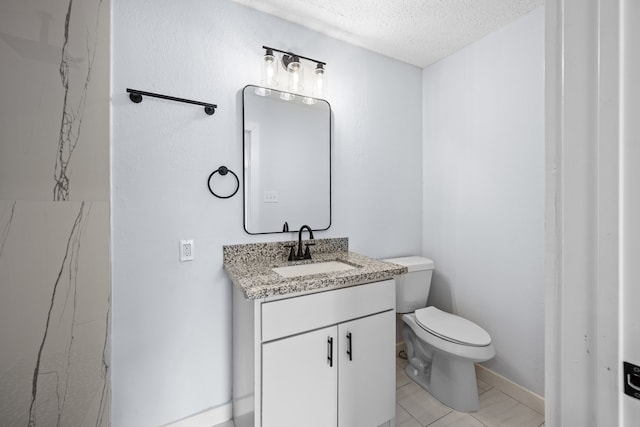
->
[223,237,407,299]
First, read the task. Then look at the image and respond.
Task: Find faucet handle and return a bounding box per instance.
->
[303,242,316,259]
[284,245,296,261]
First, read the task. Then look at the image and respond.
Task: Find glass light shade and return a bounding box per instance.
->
[254,87,271,97]
[287,56,303,94]
[313,64,326,99]
[280,91,295,101]
[261,50,278,87]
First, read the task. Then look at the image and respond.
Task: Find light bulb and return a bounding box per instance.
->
[313,63,326,99]
[261,49,278,88]
[287,55,303,94]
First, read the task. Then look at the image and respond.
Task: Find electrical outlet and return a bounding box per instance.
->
[180,240,194,262]
[263,191,279,203]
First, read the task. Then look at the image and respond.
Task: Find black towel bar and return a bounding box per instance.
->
[126,88,217,115]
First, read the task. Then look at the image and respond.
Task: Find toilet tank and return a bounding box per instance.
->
[384,256,435,313]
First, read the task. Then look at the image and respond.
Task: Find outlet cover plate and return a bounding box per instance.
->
[180,240,194,262]
[263,191,279,203]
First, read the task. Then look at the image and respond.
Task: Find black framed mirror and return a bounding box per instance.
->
[242,85,331,234]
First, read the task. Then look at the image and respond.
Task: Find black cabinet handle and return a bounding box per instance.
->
[346,332,353,361]
[327,336,334,367]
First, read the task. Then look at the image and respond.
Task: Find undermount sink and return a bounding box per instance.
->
[272,260,357,278]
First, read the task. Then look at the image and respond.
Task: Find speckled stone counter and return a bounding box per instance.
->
[223,237,407,299]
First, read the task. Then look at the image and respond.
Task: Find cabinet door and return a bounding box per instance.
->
[338,310,395,427]
[262,326,338,427]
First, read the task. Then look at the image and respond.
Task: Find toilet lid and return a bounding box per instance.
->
[415,307,491,347]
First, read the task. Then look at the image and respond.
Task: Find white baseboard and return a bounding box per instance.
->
[475,364,545,416]
[161,402,232,427]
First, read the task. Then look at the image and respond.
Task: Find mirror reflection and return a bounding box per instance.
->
[243,85,331,234]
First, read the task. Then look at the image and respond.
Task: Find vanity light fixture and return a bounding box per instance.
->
[304,63,327,105]
[260,48,278,94]
[259,45,327,101]
[284,54,303,95]
[313,63,326,97]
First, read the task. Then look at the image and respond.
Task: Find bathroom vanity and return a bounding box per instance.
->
[224,238,406,427]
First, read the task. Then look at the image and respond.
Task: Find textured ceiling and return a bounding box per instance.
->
[232,0,543,68]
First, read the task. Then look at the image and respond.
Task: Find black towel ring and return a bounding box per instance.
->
[207,166,239,199]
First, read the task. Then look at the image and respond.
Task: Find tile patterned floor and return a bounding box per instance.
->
[396,357,545,427]
[216,356,545,427]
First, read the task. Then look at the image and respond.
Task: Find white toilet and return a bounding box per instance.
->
[385,256,495,412]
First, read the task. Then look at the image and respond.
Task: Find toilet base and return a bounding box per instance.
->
[402,314,495,413]
[405,352,480,412]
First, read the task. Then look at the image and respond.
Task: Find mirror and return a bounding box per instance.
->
[243,85,331,234]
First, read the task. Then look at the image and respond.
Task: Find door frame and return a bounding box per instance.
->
[545,0,626,424]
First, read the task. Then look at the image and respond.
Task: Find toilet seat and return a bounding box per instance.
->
[415,307,491,347]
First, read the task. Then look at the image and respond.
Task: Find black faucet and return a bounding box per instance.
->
[295,224,315,260]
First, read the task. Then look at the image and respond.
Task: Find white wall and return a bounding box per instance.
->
[422,7,545,396]
[111,0,422,425]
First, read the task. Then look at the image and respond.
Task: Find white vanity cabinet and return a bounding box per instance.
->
[233,279,396,427]
[262,325,337,427]
[337,310,395,427]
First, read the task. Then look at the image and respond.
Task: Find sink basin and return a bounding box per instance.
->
[273,261,357,278]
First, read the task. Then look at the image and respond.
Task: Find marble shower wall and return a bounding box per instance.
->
[0,1,110,426]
